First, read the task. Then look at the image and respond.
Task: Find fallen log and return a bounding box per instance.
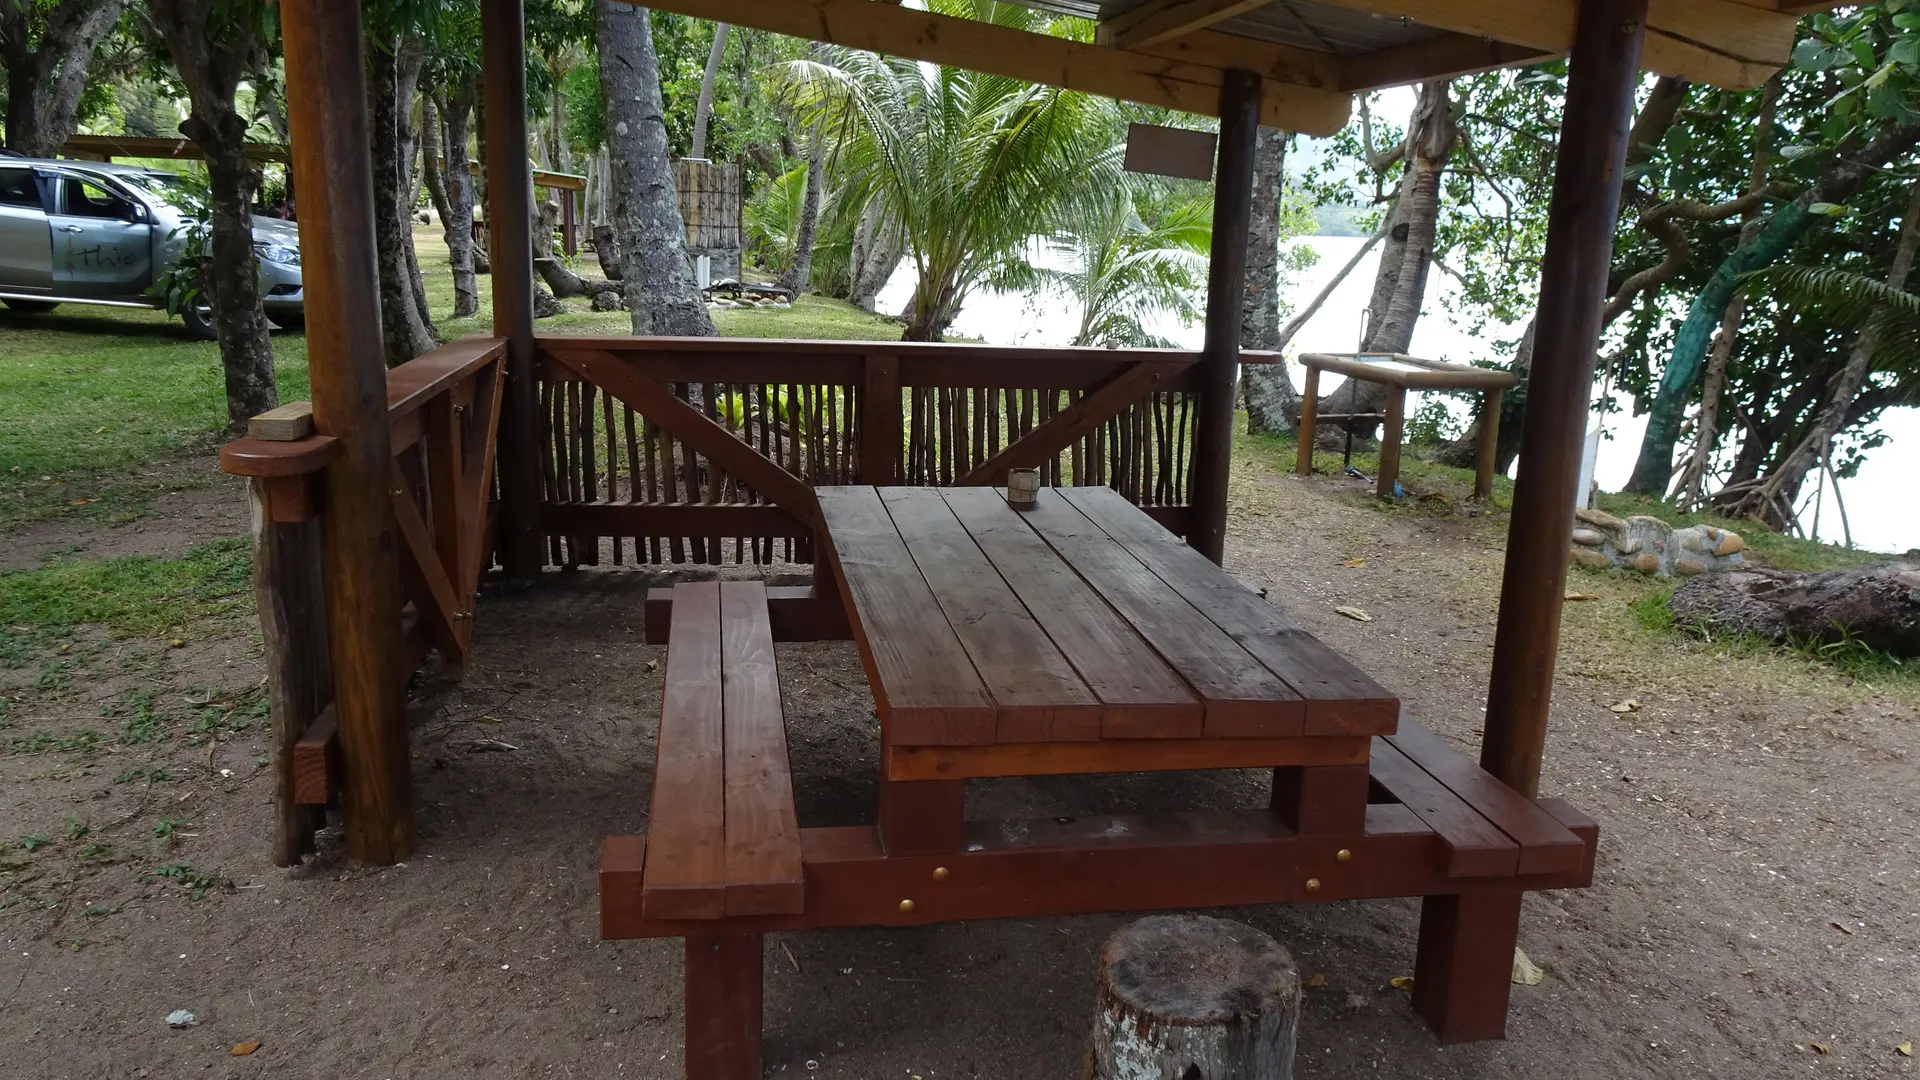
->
[1668,562,1920,657]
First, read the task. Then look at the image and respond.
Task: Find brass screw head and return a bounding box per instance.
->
[1305,878,1322,893]
[389,488,404,497]
[1336,849,1353,863]
[899,899,917,914]
[932,867,949,883]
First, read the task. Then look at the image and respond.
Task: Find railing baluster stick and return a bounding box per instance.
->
[426,393,468,657]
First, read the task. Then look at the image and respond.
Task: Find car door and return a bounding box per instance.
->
[45,172,154,300]
[0,166,52,294]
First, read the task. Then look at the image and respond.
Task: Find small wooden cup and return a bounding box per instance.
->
[1006,468,1040,509]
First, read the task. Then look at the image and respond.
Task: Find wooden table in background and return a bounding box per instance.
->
[1296,353,1518,500]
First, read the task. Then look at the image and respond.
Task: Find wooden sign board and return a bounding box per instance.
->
[1123,123,1217,183]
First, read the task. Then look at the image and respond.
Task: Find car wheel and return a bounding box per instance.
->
[180,298,218,341]
[271,312,305,333]
[2,298,60,315]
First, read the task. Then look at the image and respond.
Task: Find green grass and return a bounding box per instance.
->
[0,229,907,531]
[0,537,251,640]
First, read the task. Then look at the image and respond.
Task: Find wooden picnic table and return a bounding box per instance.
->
[1296,353,1518,500]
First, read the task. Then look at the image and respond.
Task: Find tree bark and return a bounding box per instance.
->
[0,0,127,157]
[845,199,903,311]
[395,38,435,336]
[368,36,438,366]
[781,125,827,295]
[147,0,277,429]
[435,76,481,316]
[1628,120,1920,494]
[1241,127,1299,436]
[596,0,716,337]
[1669,563,1920,659]
[690,22,729,160]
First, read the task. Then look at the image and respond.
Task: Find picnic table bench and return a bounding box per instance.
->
[603,486,1597,1078]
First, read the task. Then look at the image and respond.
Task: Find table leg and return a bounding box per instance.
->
[1377,386,1407,499]
[1474,388,1504,501]
[880,779,965,855]
[1296,367,1320,476]
[685,933,763,1079]
[1271,765,1369,835]
[1412,891,1523,1044]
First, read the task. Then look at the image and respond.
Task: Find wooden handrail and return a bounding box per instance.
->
[539,335,1282,365]
[220,337,507,479]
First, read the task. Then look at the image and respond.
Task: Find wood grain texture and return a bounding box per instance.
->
[684,933,763,1080]
[250,478,332,862]
[941,487,1202,739]
[1063,486,1399,736]
[817,487,996,746]
[1368,737,1518,878]
[1412,891,1523,1044]
[1271,764,1370,836]
[291,705,338,806]
[248,401,314,441]
[887,735,1369,782]
[644,582,728,920]
[1017,489,1302,736]
[880,488,1101,743]
[719,582,804,916]
[1388,721,1584,875]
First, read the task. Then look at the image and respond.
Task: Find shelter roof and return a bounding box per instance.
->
[639,0,1842,136]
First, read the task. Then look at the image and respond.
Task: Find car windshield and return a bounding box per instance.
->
[120,171,205,214]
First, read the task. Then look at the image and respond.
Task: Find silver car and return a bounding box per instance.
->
[0,157,303,338]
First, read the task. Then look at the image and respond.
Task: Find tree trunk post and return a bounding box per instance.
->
[1091,915,1301,1080]
[483,0,545,579]
[1474,388,1504,501]
[281,0,415,865]
[1482,0,1647,798]
[1189,70,1261,565]
[1377,386,1406,499]
[1295,366,1318,476]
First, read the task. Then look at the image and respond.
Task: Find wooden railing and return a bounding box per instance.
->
[220,336,507,866]
[533,337,1235,567]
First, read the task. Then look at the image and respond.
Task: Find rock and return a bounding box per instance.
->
[1575,507,1628,531]
[591,289,623,312]
[1673,558,1709,576]
[1571,527,1606,547]
[165,1010,197,1029]
[1629,553,1660,574]
[1571,548,1614,570]
[1716,532,1745,557]
[1567,512,1746,577]
[1668,562,1920,657]
[532,286,564,319]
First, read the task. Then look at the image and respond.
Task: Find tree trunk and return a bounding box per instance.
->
[594,222,624,280]
[394,39,436,339]
[1669,563,1920,658]
[1241,127,1299,436]
[1090,916,1301,1080]
[845,199,904,311]
[437,77,481,316]
[0,0,127,157]
[368,37,437,366]
[1628,120,1920,494]
[690,22,730,160]
[781,126,827,295]
[596,0,716,337]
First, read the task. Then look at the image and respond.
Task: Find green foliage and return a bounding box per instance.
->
[0,539,251,638]
[743,165,812,274]
[149,860,223,900]
[19,836,49,854]
[1038,182,1211,347]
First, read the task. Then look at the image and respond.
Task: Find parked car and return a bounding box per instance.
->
[0,157,303,338]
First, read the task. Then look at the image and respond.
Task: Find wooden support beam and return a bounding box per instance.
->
[622,0,1352,136]
[1340,34,1551,93]
[1100,0,1272,51]
[250,479,330,863]
[281,0,413,866]
[483,0,544,579]
[1308,0,1798,89]
[1188,69,1260,566]
[1483,0,1648,798]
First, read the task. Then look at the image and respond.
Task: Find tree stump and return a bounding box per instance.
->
[1090,916,1300,1080]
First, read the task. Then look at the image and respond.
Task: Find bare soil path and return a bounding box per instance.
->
[0,451,1913,1079]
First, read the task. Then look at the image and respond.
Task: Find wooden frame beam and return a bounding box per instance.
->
[1340,34,1552,93]
[1308,0,1801,89]
[622,0,1352,136]
[1099,0,1272,51]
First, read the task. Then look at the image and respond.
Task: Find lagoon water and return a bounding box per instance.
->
[877,236,1917,554]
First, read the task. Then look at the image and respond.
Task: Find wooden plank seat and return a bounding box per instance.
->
[643,581,803,920]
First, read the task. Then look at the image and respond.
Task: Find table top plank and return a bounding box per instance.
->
[816,486,997,746]
[879,487,1102,743]
[940,487,1202,739]
[1014,489,1304,736]
[1061,486,1399,737]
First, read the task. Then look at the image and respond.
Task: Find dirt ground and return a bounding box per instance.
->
[1,453,1914,1079]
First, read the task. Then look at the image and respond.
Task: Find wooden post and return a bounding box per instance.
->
[1377,386,1407,499]
[1188,69,1261,565]
[860,354,901,485]
[1091,915,1300,1079]
[281,0,414,864]
[1412,892,1524,1044]
[561,186,578,256]
[1294,366,1319,476]
[249,477,330,866]
[483,0,544,579]
[1474,387,1504,500]
[684,933,763,1079]
[1482,0,1647,797]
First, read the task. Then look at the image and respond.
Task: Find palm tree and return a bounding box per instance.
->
[1042,184,1211,348]
[778,0,1122,341]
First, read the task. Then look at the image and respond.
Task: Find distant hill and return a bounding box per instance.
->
[1312,204,1369,237]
